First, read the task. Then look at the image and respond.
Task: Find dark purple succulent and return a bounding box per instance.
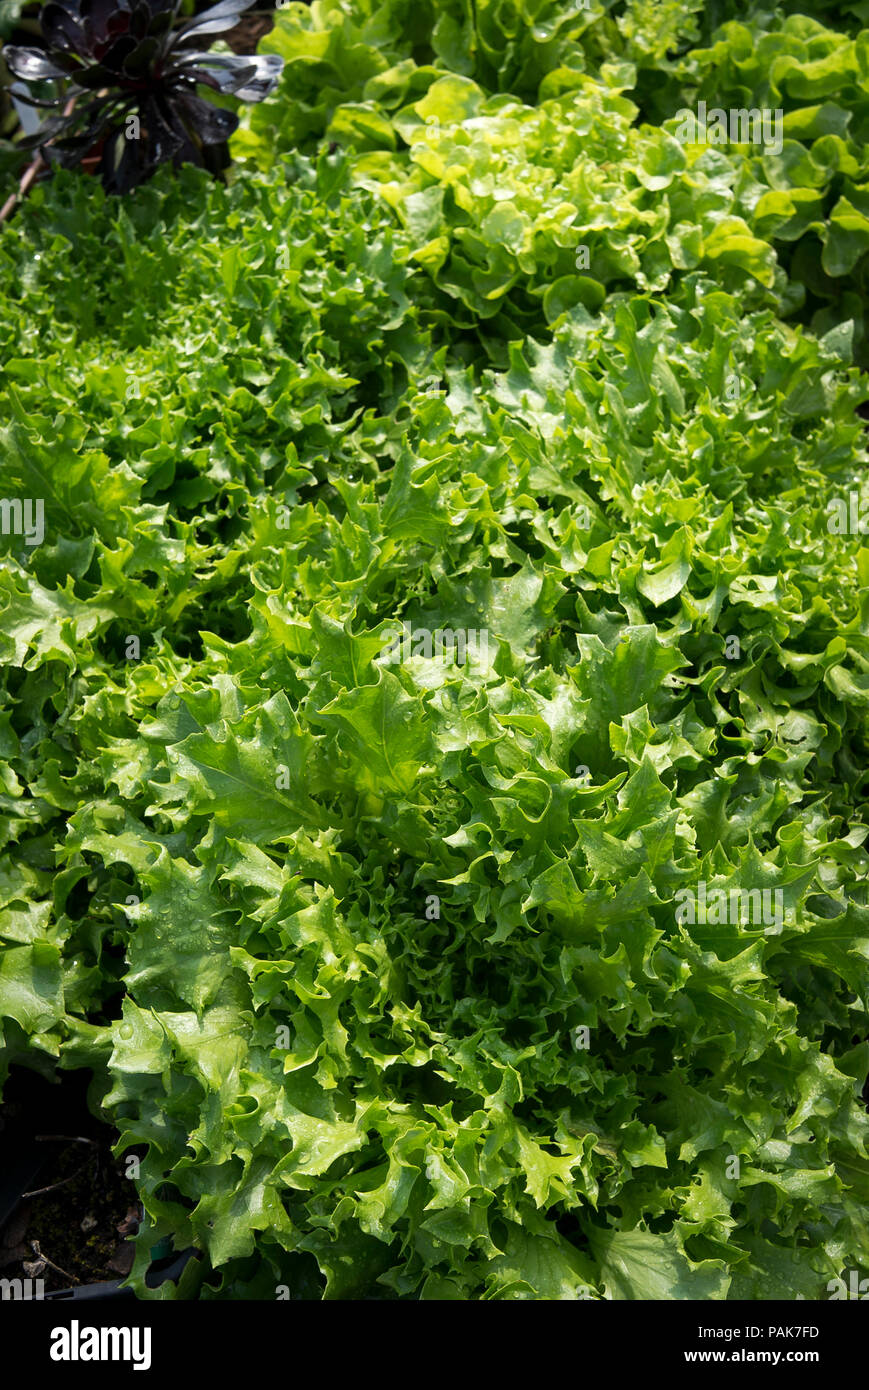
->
[5,0,284,192]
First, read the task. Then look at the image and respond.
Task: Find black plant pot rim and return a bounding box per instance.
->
[40,1247,197,1301]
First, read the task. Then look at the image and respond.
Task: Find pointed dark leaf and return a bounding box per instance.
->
[93,34,139,70]
[143,0,182,18]
[175,0,253,41]
[145,7,176,38]
[199,137,231,177]
[4,47,73,81]
[8,89,69,110]
[121,35,160,77]
[42,117,111,166]
[129,3,152,40]
[17,118,71,151]
[81,0,125,46]
[74,60,124,88]
[175,51,283,102]
[232,53,283,103]
[41,4,86,53]
[172,89,238,144]
[142,92,187,164]
[100,128,152,194]
[170,53,256,95]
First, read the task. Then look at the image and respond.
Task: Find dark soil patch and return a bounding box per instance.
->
[224,12,275,54]
[0,1069,142,1292]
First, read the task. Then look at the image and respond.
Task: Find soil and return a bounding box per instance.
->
[223,12,275,54]
[0,1070,143,1292]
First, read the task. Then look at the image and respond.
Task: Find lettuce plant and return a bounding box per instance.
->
[236,1,869,358]
[0,150,867,1299]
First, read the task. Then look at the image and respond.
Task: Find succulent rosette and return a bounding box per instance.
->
[5,0,284,191]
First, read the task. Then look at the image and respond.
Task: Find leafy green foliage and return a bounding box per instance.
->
[237,1,869,360]
[0,0,868,1303]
